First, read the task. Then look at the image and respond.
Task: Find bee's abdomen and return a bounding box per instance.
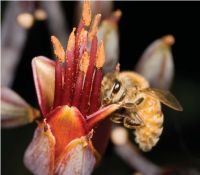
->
[134,96,164,151]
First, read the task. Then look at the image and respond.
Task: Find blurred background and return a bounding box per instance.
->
[1,1,200,175]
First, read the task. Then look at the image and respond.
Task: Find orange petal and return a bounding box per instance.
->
[1,87,40,128]
[32,56,55,115]
[47,106,88,158]
[24,123,55,175]
[55,136,96,175]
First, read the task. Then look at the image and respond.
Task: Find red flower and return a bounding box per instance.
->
[23,2,121,174]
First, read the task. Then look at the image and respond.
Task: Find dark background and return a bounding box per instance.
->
[2,1,200,175]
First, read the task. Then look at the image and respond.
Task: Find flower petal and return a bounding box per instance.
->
[55,136,96,175]
[32,56,55,115]
[97,11,121,73]
[47,106,88,158]
[135,35,175,90]
[87,104,120,130]
[1,87,40,128]
[24,123,55,175]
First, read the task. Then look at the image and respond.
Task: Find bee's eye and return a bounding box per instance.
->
[112,80,121,94]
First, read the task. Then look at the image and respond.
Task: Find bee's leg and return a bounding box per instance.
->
[131,112,144,126]
[110,113,127,124]
[135,97,144,106]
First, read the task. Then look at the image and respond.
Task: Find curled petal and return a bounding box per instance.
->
[24,123,55,175]
[135,35,175,90]
[1,87,40,128]
[32,56,55,115]
[55,136,96,175]
[97,12,121,73]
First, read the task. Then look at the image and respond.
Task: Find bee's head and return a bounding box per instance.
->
[102,78,126,105]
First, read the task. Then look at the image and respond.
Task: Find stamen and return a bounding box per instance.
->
[89,41,105,114]
[51,36,65,63]
[80,51,90,73]
[74,20,85,79]
[75,30,88,77]
[72,51,89,107]
[62,28,76,106]
[88,14,101,42]
[79,31,88,60]
[82,0,91,26]
[51,36,65,108]
[95,41,105,69]
[79,37,98,116]
[53,62,63,108]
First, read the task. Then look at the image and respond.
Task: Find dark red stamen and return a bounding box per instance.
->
[62,51,74,106]
[62,29,76,106]
[74,20,85,76]
[79,37,98,116]
[53,61,63,108]
[72,51,89,108]
[89,68,103,114]
[72,71,84,107]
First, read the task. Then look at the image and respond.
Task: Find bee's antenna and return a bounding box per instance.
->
[115,63,120,73]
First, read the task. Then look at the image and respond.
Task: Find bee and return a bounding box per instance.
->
[101,71,183,151]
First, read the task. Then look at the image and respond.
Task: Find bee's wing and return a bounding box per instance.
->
[142,88,183,111]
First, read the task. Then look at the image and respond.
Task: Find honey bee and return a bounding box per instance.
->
[101,71,183,151]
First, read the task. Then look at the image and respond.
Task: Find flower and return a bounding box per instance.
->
[23,1,121,175]
[135,35,175,90]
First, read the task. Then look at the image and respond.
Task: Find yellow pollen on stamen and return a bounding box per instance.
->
[162,34,175,46]
[83,0,91,26]
[96,40,105,69]
[79,51,89,73]
[88,14,102,42]
[51,36,65,63]
[67,28,76,52]
[78,29,86,46]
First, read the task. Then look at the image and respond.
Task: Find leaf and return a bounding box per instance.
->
[1,87,40,128]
